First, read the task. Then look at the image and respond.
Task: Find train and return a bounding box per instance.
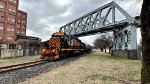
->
[40,32,92,61]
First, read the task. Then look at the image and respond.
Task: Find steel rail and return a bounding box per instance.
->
[0,60,48,74]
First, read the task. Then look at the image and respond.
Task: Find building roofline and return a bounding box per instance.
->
[18,10,27,14]
[16,35,41,40]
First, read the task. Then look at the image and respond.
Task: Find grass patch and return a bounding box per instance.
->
[19,51,141,84]
[0,55,40,67]
[85,52,141,83]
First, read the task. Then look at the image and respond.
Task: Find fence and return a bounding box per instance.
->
[0,48,41,58]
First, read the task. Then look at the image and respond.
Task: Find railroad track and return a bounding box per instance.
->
[0,60,48,74]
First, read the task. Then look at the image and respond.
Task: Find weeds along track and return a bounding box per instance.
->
[0,60,48,74]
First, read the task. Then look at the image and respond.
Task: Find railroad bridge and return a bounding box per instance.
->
[59,1,141,59]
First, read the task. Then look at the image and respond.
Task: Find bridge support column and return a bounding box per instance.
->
[111,25,141,59]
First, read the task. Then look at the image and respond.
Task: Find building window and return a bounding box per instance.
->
[8,18,15,23]
[9,0,17,4]
[8,8,11,11]
[11,29,14,32]
[12,10,16,13]
[17,25,21,29]
[7,28,11,31]
[12,19,15,22]
[22,21,26,24]
[0,5,4,9]
[7,28,14,32]
[8,18,10,22]
[0,27,3,30]
[8,8,16,13]
[13,0,16,3]
[0,16,4,19]
[7,37,13,40]
[17,25,20,28]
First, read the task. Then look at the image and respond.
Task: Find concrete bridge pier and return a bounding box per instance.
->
[111,24,141,59]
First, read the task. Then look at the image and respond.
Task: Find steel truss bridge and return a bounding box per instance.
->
[59,1,141,59]
[59,1,139,37]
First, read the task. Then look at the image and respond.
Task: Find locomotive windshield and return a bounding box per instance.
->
[52,32,64,37]
[52,34,62,37]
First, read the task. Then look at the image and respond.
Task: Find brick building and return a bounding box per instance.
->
[0,0,19,45]
[0,0,41,58]
[16,10,27,36]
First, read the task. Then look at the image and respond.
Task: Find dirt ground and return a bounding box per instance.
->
[0,55,39,67]
[19,51,141,84]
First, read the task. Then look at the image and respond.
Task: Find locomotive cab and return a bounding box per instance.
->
[40,32,64,60]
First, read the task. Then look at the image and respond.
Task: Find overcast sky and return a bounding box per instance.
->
[19,0,142,45]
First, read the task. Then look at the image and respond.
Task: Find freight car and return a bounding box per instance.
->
[40,32,89,61]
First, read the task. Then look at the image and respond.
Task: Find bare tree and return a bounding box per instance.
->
[93,33,113,53]
[106,36,113,54]
[93,37,105,52]
[141,0,150,83]
[101,34,107,53]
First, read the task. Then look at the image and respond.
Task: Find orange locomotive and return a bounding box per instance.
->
[40,32,85,60]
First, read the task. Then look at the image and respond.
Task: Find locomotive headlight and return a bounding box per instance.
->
[53,49,55,52]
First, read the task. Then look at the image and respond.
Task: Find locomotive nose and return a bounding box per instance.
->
[40,49,56,59]
[40,48,47,58]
